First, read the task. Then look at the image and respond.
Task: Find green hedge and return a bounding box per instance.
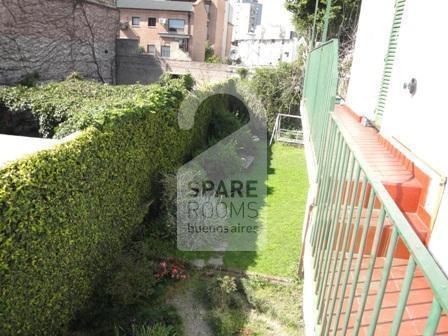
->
[0,79,170,138]
[0,80,212,335]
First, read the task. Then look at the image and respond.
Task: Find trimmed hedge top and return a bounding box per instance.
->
[0,78,187,138]
[0,78,212,335]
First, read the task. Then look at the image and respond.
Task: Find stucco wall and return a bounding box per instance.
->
[375,0,448,274]
[345,0,395,119]
[234,38,302,67]
[0,0,118,84]
[346,0,448,274]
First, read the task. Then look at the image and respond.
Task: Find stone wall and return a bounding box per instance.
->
[116,38,236,85]
[0,0,119,85]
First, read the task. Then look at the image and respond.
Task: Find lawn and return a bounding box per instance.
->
[223,143,309,278]
[180,143,309,278]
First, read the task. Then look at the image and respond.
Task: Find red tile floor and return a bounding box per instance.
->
[319,256,448,335]
[314,106,447,335]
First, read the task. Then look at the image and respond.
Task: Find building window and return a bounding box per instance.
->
[131,17,140,27]
[147,44,156,55]
[168,19,185,33]
[179,39,188,52]
[161,45,171,58]
[148,17,156,27]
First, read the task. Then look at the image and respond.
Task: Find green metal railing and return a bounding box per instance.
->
[303,40,448,335]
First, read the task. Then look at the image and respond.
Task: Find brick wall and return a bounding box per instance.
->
[118,3,207,62]
[0,0,119,85]
[116,38,236,85]
[190,0,207,62]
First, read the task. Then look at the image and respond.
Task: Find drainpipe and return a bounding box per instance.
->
[188,12,191,53]
[188,12,191,35]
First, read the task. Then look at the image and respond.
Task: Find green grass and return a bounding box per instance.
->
[223,144,309,277]
[189,273,304,336]
[180,144,309,278]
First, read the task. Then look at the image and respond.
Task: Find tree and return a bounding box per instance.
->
[285,0,361,45]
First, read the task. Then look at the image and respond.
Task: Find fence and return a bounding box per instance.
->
[303,39,448,335]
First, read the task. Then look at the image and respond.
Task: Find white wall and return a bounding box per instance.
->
[231,2,252,41]
[376,0,448,273]
[347,0,448,274]
[232,38,302,67]
[345,0,395,119]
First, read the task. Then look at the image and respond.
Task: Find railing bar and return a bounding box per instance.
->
[389,257,416,336]
[320,153,356,334]
[317,143,351,314]
[340,188,377,336]
[313,126,340,262]
[367,227,399,336]
[325,162,362,335]
[424,300,442,336]
[331,113,448,312]
[311,121,335,244]
[316,54,337,165]
[315,131,345,283]
[332,174,369,336]
[314,130,342,281]
[353,207,387,334]
[312,123,338,251]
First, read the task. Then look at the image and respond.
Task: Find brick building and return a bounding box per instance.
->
[117,0,233,62]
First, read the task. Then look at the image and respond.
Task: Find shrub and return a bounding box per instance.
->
[18,71,39,87]
[207,309,246,336]
[181,73,195,91]
[159,73,195,92]
[206,276,239,308]
[0,81,212,335]
[194,276,246,336]
[204,41,218,63]
[207,96,244,142]
[237,67,249,79]
[115,323,177,336]
[249,62,303,132]
[0,80,169,138]
[66,71,84,81]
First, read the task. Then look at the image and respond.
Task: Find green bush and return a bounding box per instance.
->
[18,71,40,87]
[249,62,303,133]
[0,80,164,138]
[207,309,246,336]
[0,81,212,335]
[204,41,220,63]
[237,67,249,79]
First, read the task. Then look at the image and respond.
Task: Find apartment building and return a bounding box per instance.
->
[229,0,301,67]
[117,0,233,62]
[231,0,262,41]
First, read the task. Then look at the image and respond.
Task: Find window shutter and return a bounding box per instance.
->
[375,0,407,127]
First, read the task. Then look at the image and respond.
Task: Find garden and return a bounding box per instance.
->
[0,64,306,336]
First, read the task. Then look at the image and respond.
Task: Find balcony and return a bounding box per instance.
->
[302,39,448,335]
